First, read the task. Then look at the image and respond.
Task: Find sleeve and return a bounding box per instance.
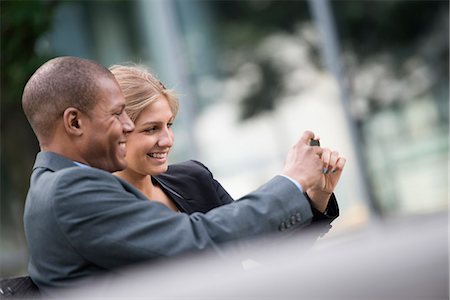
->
[304,193,340,237]
[52,168,314,270]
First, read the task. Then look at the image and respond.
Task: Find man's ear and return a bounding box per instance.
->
[63,107,83,136]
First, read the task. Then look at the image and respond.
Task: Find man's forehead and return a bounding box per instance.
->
[95,76,121,95]
[94,77,125,108]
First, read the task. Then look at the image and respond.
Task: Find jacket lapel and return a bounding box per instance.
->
[151,176,193,213]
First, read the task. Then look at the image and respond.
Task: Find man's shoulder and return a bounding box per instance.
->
[37,164,144,219]
[31,159,123,205]
[40,164,115,189]
[58,163,113,177]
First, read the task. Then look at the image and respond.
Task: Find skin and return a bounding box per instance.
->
[283,131,346,212]
[44,77,135,173]
[114,96,179,211]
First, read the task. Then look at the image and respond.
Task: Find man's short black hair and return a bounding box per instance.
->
[22,56,116,142]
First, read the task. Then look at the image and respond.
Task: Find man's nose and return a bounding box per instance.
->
[121,113,135,133]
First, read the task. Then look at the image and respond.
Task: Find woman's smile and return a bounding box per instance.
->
[147,151,169,161]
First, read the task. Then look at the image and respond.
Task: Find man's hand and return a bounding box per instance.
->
[282,131,346,213]
[282,131,324,193]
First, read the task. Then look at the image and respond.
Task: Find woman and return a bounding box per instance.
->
[110,64,233,213]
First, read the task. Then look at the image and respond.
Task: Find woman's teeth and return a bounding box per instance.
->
[148,153,167,159]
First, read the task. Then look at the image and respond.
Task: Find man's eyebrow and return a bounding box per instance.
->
[111,103,125,111]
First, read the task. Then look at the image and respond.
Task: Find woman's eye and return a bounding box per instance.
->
[144,127,157,133]
[167,122,173,128]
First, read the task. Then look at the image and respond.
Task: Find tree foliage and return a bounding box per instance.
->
[1,0,58,236]
[211,0,449,120]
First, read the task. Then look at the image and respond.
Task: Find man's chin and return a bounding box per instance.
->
[109,160,127,173]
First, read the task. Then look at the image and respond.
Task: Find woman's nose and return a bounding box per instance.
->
[158,128,173,147]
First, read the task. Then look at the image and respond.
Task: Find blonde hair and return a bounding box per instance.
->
[109,64,179,123]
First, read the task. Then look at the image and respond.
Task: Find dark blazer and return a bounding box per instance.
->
[153,160,234,214]
[24,152,321,294]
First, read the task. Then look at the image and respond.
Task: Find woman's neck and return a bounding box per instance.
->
[114,170,154,196]
[114,169,179,212]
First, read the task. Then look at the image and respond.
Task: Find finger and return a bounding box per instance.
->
[313,145,323,157]
[332,156,347,173]
[321,148,331,174]
[328,151,340,172]
[300,130,315,145]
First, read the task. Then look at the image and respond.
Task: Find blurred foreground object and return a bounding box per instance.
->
[0,275,39,298]
[63,212,448,300]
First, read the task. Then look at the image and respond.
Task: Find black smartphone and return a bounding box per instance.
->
[309,139,320,147]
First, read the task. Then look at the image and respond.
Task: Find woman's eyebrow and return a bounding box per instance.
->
[140,121,160,126]
[140,117,174,127]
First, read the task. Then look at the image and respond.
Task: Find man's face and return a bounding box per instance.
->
[125,96,174,177]
[82,77,134,172]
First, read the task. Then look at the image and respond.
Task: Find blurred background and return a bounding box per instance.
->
[1,0,448,277]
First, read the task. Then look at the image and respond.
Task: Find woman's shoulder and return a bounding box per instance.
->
[154,160,233,213]
[154,160,216,195]
[166,160,213,178]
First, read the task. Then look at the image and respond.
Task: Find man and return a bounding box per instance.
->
[22,56,346,294]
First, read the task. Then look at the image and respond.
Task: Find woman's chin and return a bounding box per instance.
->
[151,165,168,175]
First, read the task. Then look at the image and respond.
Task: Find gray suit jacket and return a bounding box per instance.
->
[24,152,316,293]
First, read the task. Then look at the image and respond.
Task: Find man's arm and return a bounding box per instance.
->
[54,169,314,270]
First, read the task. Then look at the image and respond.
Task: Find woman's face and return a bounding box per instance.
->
[125,96,174,176]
